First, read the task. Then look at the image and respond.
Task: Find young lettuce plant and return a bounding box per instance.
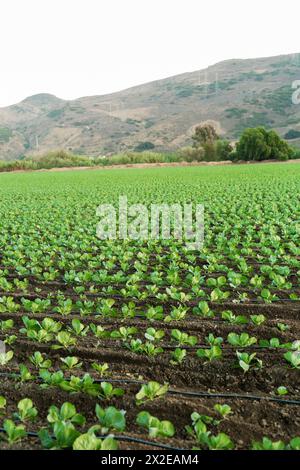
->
[287,437,300,450]
[4,335,17,346]
[136,381,169,405]
[126,339,144,354]
[185,412,233,450]
[259,338,292,349]
[72,432,118,450]
[205,334,223,347]
[170,348,186,365]
[202,433,234,450]
[0,319,14,333]
[60,356,83,370]
[1,420,27,444]
[19,364,34,383]
[171,329,197,346]
[284,351,300,369]
[145,306,164,322]
[94,405,126,434]
[59,374,101,397]
[121,302,136,319]
[164,306,188,323]
[260,289,278,303]
[0,350,13,366]
[144,327,165,342]
[47,402,86,427]
[277,322,290,333]
[210,288,230,302]
[136,411,175,438]
[214,404,232,420]
[68,319,89,337]
[197,346,222,362]
[39,421,80,450]
[193,301,215,318]
[39,370,65,389]
[227,333,257,348]
[222,311,248,325]
[13,398,38,423]
[236,351,262,373]
[250,315,266,326]
[91,362,110,377]
[142,342,164,357]
[110,326,138,342]
[276,386,288,396]
[251,437,285,450]
[98,382,124,400]
[53,331,77,350]
[90,324,110,339]
[0,396,6,414]
[29,351,52,369]
[54,298,74,316]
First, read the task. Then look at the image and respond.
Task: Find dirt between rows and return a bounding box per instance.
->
[1,285,300,449]
[3,338,300,394]
[1,377,300,450]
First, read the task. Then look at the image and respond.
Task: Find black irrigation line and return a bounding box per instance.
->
[1,291,300,306]
[93,378,300,406]
[1,311,298,326]
[5,273,300,290]
[0,428,39,439]
[1,372,300,407]
[0,428,184,451]
[0,335,292,354]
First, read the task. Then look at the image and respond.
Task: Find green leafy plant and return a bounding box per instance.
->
[171,329,197,346]
[95,405,126,433]
[252,437,285,450]
[73,432,118,450]
[170,348,186,365]
[60,356,83,370]
[214,404,232,419]
[227,333,257,348]
[284,351,300,369]
[14,398,38,422]
[197,346,222,362]
[1,420,27,444]
[136,411,175,438]
[136,381,169,405]
[236,351,262,373]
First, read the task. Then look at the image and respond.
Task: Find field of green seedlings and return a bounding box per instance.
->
[0,163,300,450]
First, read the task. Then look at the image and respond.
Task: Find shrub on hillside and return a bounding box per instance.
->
[284,129,300,140]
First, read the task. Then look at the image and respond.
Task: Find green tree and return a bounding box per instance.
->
[236,127,292,161]
[216,140,233,160]
[192,124,219,148]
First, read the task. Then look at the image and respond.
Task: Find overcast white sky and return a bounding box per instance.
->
[0,0,299,107]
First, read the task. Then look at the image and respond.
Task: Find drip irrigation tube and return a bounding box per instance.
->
[0,372,299,406]
[0,290,300,304]
[0,334,291,353]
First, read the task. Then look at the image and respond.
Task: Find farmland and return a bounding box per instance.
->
[0,163,299,450]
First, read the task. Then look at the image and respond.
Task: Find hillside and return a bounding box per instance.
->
[1,52,300,160]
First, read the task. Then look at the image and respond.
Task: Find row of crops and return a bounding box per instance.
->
[0,164,299,450]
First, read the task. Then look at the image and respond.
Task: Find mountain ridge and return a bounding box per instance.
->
[1,52,300,160]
